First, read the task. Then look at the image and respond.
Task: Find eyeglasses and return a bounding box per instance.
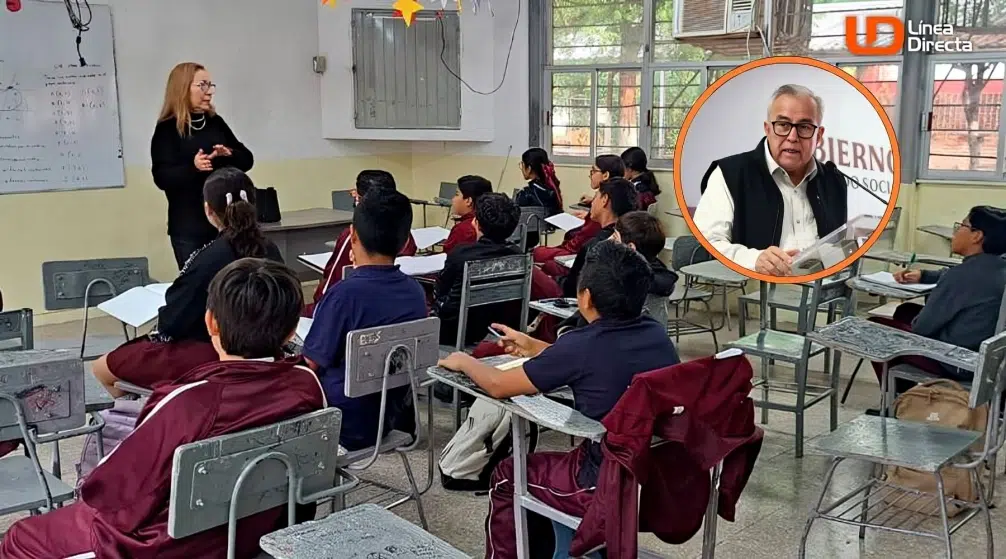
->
[195,81,217,94]
[954,222,975,232]
[589,168,601,176]
[771,120,818,139]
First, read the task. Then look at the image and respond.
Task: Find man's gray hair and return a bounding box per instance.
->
[767,84,824,124]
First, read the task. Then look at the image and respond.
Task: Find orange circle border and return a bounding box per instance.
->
[671,55,903,284]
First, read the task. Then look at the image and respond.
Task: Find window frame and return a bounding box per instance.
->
[541,1,905,168]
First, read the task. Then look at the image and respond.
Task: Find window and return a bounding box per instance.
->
[772,0,905,56]
[924,61,1005,176]
[551,73,592,157]
[596,71,642,153]
[650,70,702,159]
[937,0,1006,50]
[550,0,646,65]
[838,63,900,127]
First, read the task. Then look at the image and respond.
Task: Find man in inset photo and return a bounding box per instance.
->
[692,84,848,276]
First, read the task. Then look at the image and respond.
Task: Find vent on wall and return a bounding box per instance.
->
[351,9,462,130]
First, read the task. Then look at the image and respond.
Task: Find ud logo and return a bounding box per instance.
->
[845,15,903,56]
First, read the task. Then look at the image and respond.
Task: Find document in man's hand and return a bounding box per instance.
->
[859,271,936,293]
[96,283,172,328]
[545,213,586,231]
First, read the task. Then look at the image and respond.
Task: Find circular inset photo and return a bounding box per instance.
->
[673,56,901,283]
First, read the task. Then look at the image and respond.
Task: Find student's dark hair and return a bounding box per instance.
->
[458,175,493,201]
[595,154,625,179]
[207,258,303,358]
[967,205,1006,255]
[353,188,413,257]
[616,211,666,261]
[356,170,397,198]
[578,241,652,320]
[203,167,269,258]
[521,148,563,206]
[474,192,521,243]
[621,147,660,196]
[596,178,638,218]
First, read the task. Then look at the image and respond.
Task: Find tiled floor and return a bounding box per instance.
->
[4,312,1002,558]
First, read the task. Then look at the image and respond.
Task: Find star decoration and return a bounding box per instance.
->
[393,0,423,26]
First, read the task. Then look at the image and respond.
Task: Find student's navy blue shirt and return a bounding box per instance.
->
[523,315,680,487]
[303,265,428,450]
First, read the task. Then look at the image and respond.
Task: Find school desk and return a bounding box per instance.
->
[679,260,748,332]
[529,298,578,320]
[260,208,354,280]
[917,224,955,241]
[863,248,962,268]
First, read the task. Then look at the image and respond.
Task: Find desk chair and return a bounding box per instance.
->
[725,268,858,457]
[331,190,354,212]
[0,350,105,516]
[441,254,533,428]
[168,408,355,559]
[335,317,440,529]
[737,271,854,339]
[508,206,549,252]
[0,309,33,351]
[800,331,1006,559]
[667,237,719,350]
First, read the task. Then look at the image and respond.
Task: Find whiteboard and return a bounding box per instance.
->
[0,0,124,194]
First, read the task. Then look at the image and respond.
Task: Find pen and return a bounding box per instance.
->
[908,252,917,270]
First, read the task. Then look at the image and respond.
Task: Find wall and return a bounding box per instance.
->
[0,0,526,323]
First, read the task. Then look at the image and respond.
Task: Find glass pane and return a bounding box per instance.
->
[650,69,702,160]
[937,1,1006,50]
[772,0,905,56]
[652,0,719,62]
[838,63,900,127]
[551,0,645,65]
[551,73,592,158]
[708,67,735,85]
[596,71,641,154]
[927,62,1004,173]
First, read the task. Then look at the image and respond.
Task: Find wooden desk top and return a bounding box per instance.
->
[259,208,354,232]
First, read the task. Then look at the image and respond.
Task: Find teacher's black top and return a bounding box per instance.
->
[150,115,254,242]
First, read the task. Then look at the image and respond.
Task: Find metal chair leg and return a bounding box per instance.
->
[399,452,429,530]
[800,456,843,558]
[760,358,770,425]
[840,359,864,405]
[971,468,994,558]
[795,360,808,458]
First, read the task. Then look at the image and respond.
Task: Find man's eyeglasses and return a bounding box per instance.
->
[588,168,601,176]
[954,222,975,233]
[771,120,818,140]
[195,81,217,94]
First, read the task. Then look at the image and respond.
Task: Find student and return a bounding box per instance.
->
[437,241,681,558]
[444,175,493,254]
[1,258,326,559]
[514,148,563,251]
[621,146,661,210]
[92,167,282,397]
[434,192,523,347]
[534,154,625,271]
[305,170,418,317]
[874,206,1006,384]
[556,177,638,297]
[303,189,427,450]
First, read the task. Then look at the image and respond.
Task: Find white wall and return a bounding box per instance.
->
[679,63,896,219]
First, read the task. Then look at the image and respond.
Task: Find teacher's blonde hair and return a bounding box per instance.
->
[158,62,216,137]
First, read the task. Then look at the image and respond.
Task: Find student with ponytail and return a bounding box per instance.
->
[515,148,563,251]
[622,146,660,210]
[92,167,283,396]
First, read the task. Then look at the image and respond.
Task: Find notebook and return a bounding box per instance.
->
[859,271,937,293]
[298,252,331,273]
[294,317,313,345]
[96,283,172,328]
[396,254,448,276]
[545,213,586,232]
[411,226,452,250]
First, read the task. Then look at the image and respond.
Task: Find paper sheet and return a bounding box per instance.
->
[510,394,575,426]
[860,271,937,293]
[295,317,313,344]
[145,283,172,296]
[396,253,448,276]
[545,213,585,232]
[298,252,331,273]
[96,286,165,328]
[411,226,451,250]
[555,255,576,269]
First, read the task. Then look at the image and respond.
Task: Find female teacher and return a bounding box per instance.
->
[151,62,254,270]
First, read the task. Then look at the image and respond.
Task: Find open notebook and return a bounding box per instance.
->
[298,252,447,277]
[411,226,451,250]
[545,213,585,232]
[859,271,937,293]
[96,283,172,328]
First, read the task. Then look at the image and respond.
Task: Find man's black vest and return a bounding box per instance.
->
[699,138,848,250]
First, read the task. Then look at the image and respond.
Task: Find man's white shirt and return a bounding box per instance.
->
[692,142,820,271]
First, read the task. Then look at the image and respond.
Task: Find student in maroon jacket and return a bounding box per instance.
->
[443,175,493,254]
[92,167,282,398]
[305,170,418,317]
[621,147,660,210]
[1,259,326,559]
[438,241,680,559]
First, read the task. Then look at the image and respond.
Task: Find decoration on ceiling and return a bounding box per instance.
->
[393,0,423,26]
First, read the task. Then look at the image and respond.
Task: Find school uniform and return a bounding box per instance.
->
[444,212,478,254]
[105,237,283,390]
[305,228,418,317]
[151,116,254,270]
[514,180,562,251]
[303,265,428,451]
[559,223,617,297]
[534,217,603,273]
[556,258,679,332]
[0,359,326,559]
[483,316,680,558]
[631,176,658,210]
[433,237,522,347]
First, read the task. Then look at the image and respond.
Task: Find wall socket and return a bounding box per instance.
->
[313,56,327,74]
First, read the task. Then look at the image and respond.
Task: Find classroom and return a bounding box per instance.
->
[3,0,1006,557]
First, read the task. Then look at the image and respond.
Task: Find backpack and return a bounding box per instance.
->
[255,187,282,224]
[439,398,538,491]
[75,398,143,490]
[883,379,988,517]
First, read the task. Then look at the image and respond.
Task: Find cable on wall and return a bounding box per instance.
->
[437,0,520,96]
[63,0,92,66]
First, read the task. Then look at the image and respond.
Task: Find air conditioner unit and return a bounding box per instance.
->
[674,0,757,38]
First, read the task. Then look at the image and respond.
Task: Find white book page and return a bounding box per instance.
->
[145,283,172,296]
[96,286,165,328]
[298,252,331,272]
[860,271,936,293]
[295,317,313,344]
[545,213,586,232]
[396,254,448,276]
[411,226,451,250]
